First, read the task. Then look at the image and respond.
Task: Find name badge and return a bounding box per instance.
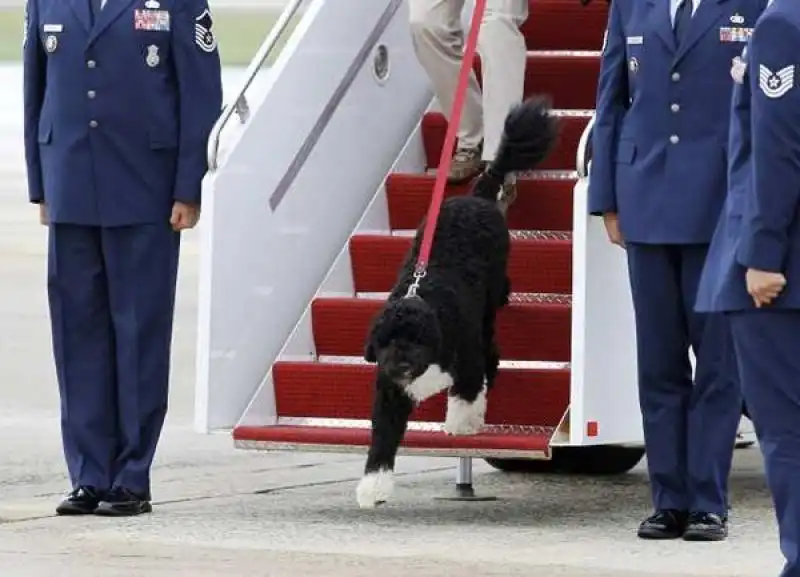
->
[626,36,643,45]
[719,26,752,43]
[43,24,63,33]
[133,9,170,31]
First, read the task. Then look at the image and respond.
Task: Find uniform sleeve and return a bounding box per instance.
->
[23,0,46,204]
[170,0,223,205]
[587,0,629,215]
[736,14,800,272]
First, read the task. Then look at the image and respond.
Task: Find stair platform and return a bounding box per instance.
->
[233,0,609,467]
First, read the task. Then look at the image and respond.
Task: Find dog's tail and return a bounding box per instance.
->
[470,95,560,202]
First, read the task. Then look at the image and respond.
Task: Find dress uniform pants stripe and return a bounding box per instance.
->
[47,223,180,498]
[729,311,800,577]
[626,243,741,515]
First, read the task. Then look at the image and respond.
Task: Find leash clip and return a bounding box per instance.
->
[405,269,427,299]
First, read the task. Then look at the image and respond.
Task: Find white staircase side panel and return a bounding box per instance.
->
[234,116,427,429]
[195,0,434,432]
[569,177,643,446]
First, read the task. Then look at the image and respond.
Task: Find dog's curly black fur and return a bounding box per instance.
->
[356,96,559,508]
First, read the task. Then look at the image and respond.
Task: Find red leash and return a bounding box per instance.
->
[406,0,488,298]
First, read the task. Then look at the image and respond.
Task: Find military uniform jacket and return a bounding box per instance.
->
[588,0,768,244]
[702,0,800,310]
[23,0,223,226]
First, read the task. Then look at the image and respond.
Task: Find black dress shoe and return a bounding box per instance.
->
[94,487,152,517]
[56,486,104,515]
[637,509,688,539]
[683,512,728,541]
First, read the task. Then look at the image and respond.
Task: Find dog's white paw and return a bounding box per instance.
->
[443,387,487,436]
[356,469,394,509]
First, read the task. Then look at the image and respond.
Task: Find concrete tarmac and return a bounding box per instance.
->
[0,65,786,576]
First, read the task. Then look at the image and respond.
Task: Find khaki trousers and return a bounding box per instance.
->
[408,0,529,161]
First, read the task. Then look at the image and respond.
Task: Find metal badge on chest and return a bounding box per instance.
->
[45,34,58,53]
[146,44,160,67]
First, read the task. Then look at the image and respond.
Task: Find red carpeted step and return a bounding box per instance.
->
[470,53,599,110]
[273,361,569,426]
[422,112,588,172]
[311,297,571,362]
[233,425,551,456]
[522,0,608,51]
[385,174,575,231]
[349,234,571,294]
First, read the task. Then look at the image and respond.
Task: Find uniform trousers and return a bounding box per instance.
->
[729,310,800,577]
[626,243,741,515]
[48,222,180,500]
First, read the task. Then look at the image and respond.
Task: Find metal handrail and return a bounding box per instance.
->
[576,112,595,179]
[206,0,306,172]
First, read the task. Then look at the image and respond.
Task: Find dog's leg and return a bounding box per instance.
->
[484,338,500,391]
[481,300,501,391]
[357,374,413,509]
[500,276,511,307]
[444,336,487,436]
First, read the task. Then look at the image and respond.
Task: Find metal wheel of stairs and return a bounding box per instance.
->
[234,0,611,469]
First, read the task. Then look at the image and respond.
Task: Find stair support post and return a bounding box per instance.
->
[433,456,498,502]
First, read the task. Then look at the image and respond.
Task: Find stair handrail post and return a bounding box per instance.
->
[206,0,306,172]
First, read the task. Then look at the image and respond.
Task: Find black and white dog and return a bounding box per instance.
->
[356,97,559,508]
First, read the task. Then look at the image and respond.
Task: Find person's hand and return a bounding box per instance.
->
[38,203,48,226]
[170,201,200,231]
[746,268,786,308]
[602,212,625,247]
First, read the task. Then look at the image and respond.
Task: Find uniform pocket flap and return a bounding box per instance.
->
[615,140,636,164]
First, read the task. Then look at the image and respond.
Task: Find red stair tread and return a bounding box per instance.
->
[311,298,571,362]
[273,362,569,426]
[386,174,574,232]
[422,112,588,172]
[349,235,571,294]
[522,0,608,51]
[233,425,551,453]
[470,54,599,110]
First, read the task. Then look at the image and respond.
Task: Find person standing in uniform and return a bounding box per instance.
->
[23,0,222,516]
[589,0,767,540]
[697,0,800,573]
[408,0,528,204]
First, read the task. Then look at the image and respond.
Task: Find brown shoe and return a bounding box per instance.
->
[447,146,483,183]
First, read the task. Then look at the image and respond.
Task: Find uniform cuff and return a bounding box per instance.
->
[736,232,787,273]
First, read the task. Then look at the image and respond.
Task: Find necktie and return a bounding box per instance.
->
[674,0,692,46]
[90,0,102,24]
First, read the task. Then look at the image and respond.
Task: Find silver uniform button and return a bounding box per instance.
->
[671,103,680,113]
[670,134,679,144]
[87,90,96,99]
[671,72,680,81]
[89,120,98,128]
[87,60,96,68]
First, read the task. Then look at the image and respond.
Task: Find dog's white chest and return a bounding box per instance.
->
[404,364,453,403]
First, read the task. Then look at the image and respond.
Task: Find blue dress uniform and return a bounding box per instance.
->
[23,0,222,515]
[589,0,767,540]
[698,0,800,573]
